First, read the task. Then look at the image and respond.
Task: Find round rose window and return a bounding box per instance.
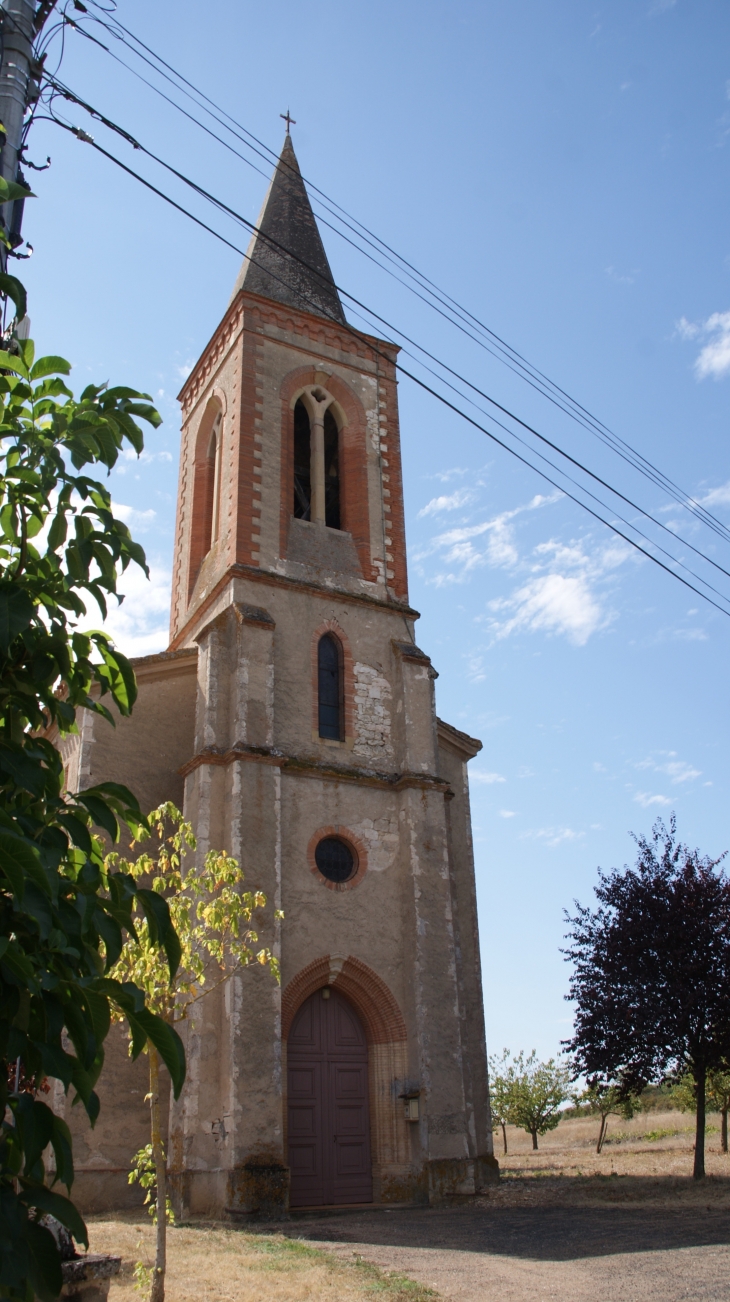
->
[315,836,356,884]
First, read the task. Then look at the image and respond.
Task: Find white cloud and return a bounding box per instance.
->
[634,792,671,808]
[486,537,630,647]
[92,561,171,658]
[677,310,730,379]
[418,489,473,517]
[112,502,157,533]
[489,572,604,646]
[417,493,558,584]
[648,0,676,12]
[499,810,516,819]
[698,480,730,508]
[177,361,194,380]
[520,826,583,847]
[470,770,506,785]
[605,266,639,285]
[634,751,701,784]
[114,447,173,477]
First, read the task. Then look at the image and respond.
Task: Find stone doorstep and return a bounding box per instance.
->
[228,1201,425,1224]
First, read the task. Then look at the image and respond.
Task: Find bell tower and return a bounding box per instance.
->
[163,134,497,1215]
[169,133,407,645]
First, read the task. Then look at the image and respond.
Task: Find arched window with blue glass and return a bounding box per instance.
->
[318,633,343,740]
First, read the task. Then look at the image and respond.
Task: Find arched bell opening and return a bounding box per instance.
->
[293,398,311,520]
[292,389,342,530]
[188,399,223,599]
[323,406,340,530]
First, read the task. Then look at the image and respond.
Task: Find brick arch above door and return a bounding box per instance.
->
[282,955,407,1046]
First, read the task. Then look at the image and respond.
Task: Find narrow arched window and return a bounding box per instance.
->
[188,402,222,599]
[318,634,343,740]
[209,414,222,546]
[293,399,311,519]
[324,407,340,530]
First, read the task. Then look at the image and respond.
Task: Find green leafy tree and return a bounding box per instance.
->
[0,290,187,1300]
[673,1068,730,1155]
[108,804,280,1302]
[575,1082,637,1153]
[492,1051,570,1150]
[488,1050,513,1154]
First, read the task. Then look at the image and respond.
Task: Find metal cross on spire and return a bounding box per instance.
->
[280,109,296,134]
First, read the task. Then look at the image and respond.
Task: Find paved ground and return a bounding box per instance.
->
[274,1205,730,1301]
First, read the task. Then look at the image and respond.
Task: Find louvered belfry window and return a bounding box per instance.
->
[318,634,342,740]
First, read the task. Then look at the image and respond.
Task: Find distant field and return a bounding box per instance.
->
[485,1108,730,1207]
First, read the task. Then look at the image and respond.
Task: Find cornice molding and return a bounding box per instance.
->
[168,564,419,652]
[179,741,451,796]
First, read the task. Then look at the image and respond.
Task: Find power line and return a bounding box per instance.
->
[43,114,730,621]
[69,0,730,550]
[43,74,730,596]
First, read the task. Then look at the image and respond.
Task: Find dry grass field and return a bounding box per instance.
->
[89,1216,436,1302]
[88,1113,730,1302]
[485,1107,730,1207]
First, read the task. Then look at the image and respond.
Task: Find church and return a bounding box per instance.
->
[58,133,498,1215]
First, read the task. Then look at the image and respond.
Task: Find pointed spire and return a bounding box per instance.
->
[229,135,346,324]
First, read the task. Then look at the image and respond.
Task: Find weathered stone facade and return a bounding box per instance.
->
[54,136,497,1214]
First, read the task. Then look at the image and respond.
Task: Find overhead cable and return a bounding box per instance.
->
[43,113,730,621]
[67,0,730,548]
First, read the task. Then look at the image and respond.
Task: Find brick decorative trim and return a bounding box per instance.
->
[281,954,407,1044]
[306,824,368,893]
[235,328,264,570]
[178,292,397,414]
[310,618,354,744]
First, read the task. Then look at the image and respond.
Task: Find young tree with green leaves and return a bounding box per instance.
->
[673,1069,730,1155]
[489,1050,570,1151]
[488,1050,513,1154]
[107,803,280,1302]
[575,1082,637,1154]
[0,253,186,1301]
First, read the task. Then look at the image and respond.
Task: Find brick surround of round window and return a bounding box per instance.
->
[307,825,368,892]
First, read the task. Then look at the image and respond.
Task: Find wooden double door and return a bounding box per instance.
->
[287,987,373,1208]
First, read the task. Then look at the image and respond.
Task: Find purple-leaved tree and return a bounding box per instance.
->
[564,816,730,1180]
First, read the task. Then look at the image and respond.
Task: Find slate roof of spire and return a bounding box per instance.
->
[229,135,346,325]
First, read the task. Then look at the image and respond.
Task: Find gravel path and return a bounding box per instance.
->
[280,1205,730,1301]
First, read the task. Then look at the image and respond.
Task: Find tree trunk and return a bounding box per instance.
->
[693,1063,706,1181]
[596,1114,607,1155]
[531,1129,538,1151]
[722,1107,728,1155]
[500,1121,507,1155]
[149,1047,167,1302]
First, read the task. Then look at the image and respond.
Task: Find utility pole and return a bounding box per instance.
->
[0,0,36,271]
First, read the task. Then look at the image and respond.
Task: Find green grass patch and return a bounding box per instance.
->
[237,1232,438,1298]
[352,1253,438,1299]
[606,1124,718,1145]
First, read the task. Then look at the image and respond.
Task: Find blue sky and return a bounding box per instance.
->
[21,0,730,1062]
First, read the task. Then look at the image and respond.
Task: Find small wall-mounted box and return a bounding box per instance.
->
[403,1096,420,1122]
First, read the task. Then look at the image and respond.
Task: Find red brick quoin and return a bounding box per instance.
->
[281,954,407,1044]
[307,824,368,893]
